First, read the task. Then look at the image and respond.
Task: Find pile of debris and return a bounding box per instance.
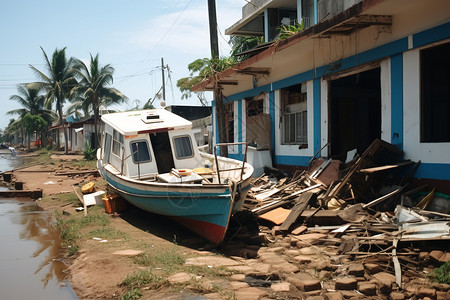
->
[227,139,450,296]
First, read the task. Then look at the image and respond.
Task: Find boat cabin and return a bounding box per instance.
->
[100,109,206,181]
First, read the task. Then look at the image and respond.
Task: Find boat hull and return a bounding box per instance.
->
[98,160,251,244]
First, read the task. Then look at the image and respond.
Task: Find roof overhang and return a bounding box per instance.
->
[225,0,297,36]
[192,0,392,93]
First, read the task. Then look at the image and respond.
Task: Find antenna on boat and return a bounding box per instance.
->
[161,57,166,102]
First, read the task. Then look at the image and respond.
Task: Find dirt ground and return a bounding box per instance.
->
[12,154,207,300]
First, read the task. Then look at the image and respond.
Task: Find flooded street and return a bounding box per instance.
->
[0,155,77,300]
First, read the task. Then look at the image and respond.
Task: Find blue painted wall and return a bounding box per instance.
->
[213,22,450,180]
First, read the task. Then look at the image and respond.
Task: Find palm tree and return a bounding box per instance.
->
[71,53,127,147]
[229,35,264,61]
[8,85,55,148]
[8,84,48,116]
[29,47,78,154]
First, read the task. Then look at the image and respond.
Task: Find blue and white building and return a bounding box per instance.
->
[194,0,450,191]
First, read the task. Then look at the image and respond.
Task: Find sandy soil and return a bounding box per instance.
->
[12,154,201,299]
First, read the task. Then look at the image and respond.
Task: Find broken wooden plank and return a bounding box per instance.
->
[280,192,316,231]
[362,188,402,209]
[359,160,413,173]
[72,185,87,217]
[0,190,43,199]
[392,238,402,289]
[56,170,99,176]
[258,207,291,225]
[253,188,281,201]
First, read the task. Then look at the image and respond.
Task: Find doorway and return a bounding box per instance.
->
[149,131,175,174]
[329,67,381,160]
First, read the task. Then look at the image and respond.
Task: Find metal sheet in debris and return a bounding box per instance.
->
[399,221,450,241]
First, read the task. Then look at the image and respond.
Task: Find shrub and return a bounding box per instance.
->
[83,141,97,160]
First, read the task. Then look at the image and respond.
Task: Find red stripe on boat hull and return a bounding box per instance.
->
[172,216,227,245]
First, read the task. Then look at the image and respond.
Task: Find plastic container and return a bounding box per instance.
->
[102,194,127,214]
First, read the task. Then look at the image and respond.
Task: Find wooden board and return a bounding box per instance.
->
[280,192,316,231]
[258,207,291,225]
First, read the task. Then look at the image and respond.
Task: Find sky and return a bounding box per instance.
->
[0,0,243,130]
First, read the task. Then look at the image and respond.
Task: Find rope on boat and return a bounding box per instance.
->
[228,179,237,204]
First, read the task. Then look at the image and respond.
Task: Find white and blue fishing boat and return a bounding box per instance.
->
[97,109,253,244]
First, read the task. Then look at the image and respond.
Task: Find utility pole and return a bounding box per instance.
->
[161,57,166,101]
[207,0,219,59]
[207,0,228,157]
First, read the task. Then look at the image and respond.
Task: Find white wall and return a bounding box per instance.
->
[403,44,450,163]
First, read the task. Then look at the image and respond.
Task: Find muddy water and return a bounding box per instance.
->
[0,155,77,300]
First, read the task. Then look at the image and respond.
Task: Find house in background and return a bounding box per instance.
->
[193,0,450,191]
[68,116,98,153]
[165,105,212,148]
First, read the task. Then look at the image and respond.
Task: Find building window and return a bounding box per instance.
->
[281,83,308,147]
[421,42,450,142]
[130,140,151,163]
[173,135,193,159]
[246,96,264,117]
[112,129,123,156]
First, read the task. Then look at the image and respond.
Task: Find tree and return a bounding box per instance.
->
[229,35,264,62]
[71,53,127,147]
[176,57,236,101]
[21,113,48,150]
[0,119,18,144]
[29,47,78,154]
[8,85,55,147]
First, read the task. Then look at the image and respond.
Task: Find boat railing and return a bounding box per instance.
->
[213,142,248,184]
[121,146,143,180]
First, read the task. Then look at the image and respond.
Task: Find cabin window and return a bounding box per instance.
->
[420,42,450,142]
[280,82,308,147]
[173,135,193,159]
[112,129,124,156]
[130,140,151,163]
[104,133,112,163]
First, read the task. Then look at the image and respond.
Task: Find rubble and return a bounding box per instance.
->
[215,138,450,299]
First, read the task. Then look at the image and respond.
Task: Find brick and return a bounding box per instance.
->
[339,290,362,299]
[335,277,357,290]
[234,287,267,300]
[364,263,382,275]
[167,272,197,284]
[373,272,396,283]
[430,250,445,262]
[390,292,405,300]
[404,285,417,298]
[286,275,321,292]
[439,252,450,263]
[230,274,246,281]
[271,282,291,292]
[417,288,437,299]
[348,264,365,277]
[436,291,447,300]
[299,246,319,255]
[285,249,301,257]
[358,282,377,296]
[230,281,249,290]
[266,246,285,253]
[293,255,313,264]
[323,292,343,300]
